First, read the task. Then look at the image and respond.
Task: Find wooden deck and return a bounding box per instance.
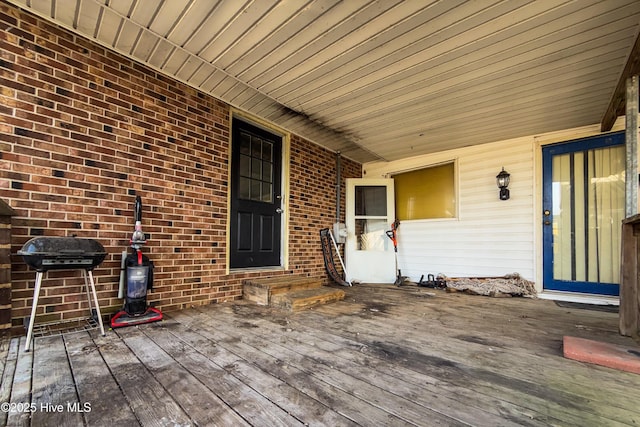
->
[1,283,639,426]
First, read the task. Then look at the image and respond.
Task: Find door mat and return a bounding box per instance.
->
[563,336,640,375]
[555,301,618,313]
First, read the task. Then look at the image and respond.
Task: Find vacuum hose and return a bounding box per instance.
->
[117,250,127,299]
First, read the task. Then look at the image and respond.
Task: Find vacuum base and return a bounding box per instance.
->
[110,307,163,328]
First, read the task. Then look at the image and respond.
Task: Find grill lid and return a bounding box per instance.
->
[18,236,107,272]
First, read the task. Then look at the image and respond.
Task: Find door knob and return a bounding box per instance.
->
[275,208,283,214]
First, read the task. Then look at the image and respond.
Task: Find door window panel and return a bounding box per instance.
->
[238,132,274,203]
[355,186,387,216]
[354,185,389,251]
[551,145,624,284]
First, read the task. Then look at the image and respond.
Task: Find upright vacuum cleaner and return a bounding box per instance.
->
[111,195,163,328]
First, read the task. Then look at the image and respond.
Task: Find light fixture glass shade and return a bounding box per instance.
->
[496,168,510,189]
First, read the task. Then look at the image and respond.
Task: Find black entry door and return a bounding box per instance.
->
[230,119,282,268]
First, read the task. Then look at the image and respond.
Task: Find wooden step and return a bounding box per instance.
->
[242,276,325,305]
[271,287,346,311]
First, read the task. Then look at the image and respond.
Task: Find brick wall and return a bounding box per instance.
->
[0,2,361,335]
[288,136,357,276]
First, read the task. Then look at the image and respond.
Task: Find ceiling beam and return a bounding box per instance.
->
[601,29,640,132]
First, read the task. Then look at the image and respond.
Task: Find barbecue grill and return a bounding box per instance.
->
[18,236,107,351]
[18,236,107,271]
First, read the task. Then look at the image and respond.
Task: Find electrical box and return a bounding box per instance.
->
[333,222,347,244]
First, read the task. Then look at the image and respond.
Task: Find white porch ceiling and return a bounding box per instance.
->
[8,0,640,163]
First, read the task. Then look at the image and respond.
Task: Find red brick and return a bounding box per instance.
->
[1,2,361,334]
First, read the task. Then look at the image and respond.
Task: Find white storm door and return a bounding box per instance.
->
[345,178,396,283]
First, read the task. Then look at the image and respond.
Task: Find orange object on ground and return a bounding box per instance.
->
[563,336,640,375]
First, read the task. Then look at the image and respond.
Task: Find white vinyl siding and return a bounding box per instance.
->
[364,137,535,282]
[362,120,631,294]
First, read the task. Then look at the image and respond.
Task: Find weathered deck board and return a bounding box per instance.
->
[117,325,279,426]
[210,304,542,426]
[207,312,486,426]
[63,331,139,425]
[313,303,627,425]
[30,335,83,427]
[0,284,639,426]
[268,314,544,425]
[345,287,639,396]
[228,304,570,426]
[0,339,18,427]
[149,318,358,426]
[7,337,32,427]
[315,286,638,424]
[92,331,193,426]
[173,308,415,426]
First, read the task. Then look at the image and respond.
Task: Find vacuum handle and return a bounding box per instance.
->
[134,195,142,223]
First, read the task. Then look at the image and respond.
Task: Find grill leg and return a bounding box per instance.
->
[24,271,44,352]
[84,270,105,336]
[83,270,94,316]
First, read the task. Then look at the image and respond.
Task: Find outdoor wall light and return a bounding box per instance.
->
[496,167,510,200]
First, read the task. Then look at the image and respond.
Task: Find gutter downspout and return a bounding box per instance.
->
[336,152,341,223]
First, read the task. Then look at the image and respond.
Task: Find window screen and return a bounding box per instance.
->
[393,162,455,220]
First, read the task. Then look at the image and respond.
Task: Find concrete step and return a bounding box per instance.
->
[271,287,346,311]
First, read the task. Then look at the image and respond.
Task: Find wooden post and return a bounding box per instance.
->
[620,75,640,338]
[620,215,640,337]
[0,199,15,339]
[625,75,638,217]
